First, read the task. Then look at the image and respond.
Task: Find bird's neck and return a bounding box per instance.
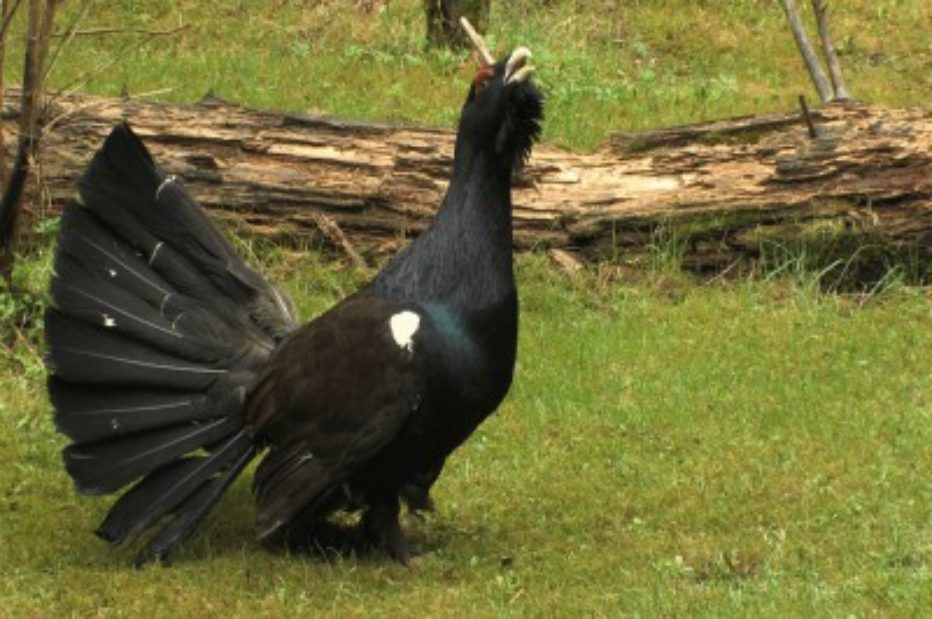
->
[437,146,513,247]
[372,145,516,308]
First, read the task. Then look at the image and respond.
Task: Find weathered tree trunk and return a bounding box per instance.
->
[3,89,930,278]
[425,0,490,49]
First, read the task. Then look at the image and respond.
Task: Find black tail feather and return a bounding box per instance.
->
[81,125,239,284]
[79,124,296,338]
[134,443,256,565]
[46,123,296,561]
[45,310,226,390]
[64,417,241,495]
[75,183,249,330]
[98,430,253,546]
[52,249,239,363]
[57,206,174,310]
[50,379,221,444]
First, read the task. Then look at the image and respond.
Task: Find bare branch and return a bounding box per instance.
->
[14,325,43,367]
[798,94,819,138]
[779,0,832,103]
[810,0,851,100]
[48,23,184,104]
[50,24,187,38]
[44,0,92,81]
[50,52,120,100]
[0,0,59,280]
[19,0,52,140]
[312,213,371,276]
[0,0,13,186]
[0,0,23,41]
[459,17,494,66]
[548,249,583,276]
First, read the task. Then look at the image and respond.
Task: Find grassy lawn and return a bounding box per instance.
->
[1,0,930,615]
[5,0,930,150]
[1,249,930,615]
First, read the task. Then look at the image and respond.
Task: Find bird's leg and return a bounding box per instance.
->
[362,495,410,565]
[400,460,443,517]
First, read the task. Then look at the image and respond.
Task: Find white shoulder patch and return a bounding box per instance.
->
[389,311,420,353]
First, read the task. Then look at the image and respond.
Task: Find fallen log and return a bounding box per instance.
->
[4,88,930,278]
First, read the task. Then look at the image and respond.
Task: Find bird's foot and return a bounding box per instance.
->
[400,483,436,516]
[363,500,411,566]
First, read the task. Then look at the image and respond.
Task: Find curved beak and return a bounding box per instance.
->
[505,47,535,84]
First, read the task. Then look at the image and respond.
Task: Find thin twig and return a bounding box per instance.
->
[49,52,120,100]
[43,0,92,81]
[48,25,181,104]
[705,258,742,285]
[548,248,583,276]
[14,325,43,367]
[459,17,494,66]
[43,84,178,134]
[39,96,106,135]
[798,94,819,138]
[0,0,23,41]
[810,0,851,100]
[123,86,177,100]
[779,0,832,103]
[312,213,371,276]
[50,24,186,38]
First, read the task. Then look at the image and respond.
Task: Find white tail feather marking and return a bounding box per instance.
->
[271,287,295,324]
[155,175,177,200]
[149,241,164,265]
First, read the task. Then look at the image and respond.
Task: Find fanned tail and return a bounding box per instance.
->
[45,123,297,564]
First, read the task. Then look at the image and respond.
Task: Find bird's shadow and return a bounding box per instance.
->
[261,511,453,564]
[91,484,494,568]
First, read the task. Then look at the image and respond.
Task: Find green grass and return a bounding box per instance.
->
[6,0,931,150]
[1,247,930,616]
[1,0,930,615]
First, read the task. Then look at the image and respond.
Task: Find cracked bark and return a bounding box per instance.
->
[4,89,930,276]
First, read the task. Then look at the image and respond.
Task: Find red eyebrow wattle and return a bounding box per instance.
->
[473,66,495,86]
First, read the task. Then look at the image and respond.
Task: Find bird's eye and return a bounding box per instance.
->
[472,66,495,94]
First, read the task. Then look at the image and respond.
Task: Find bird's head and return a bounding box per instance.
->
[456,18,543,170]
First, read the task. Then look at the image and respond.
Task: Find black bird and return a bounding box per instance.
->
[45,30,542,565]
